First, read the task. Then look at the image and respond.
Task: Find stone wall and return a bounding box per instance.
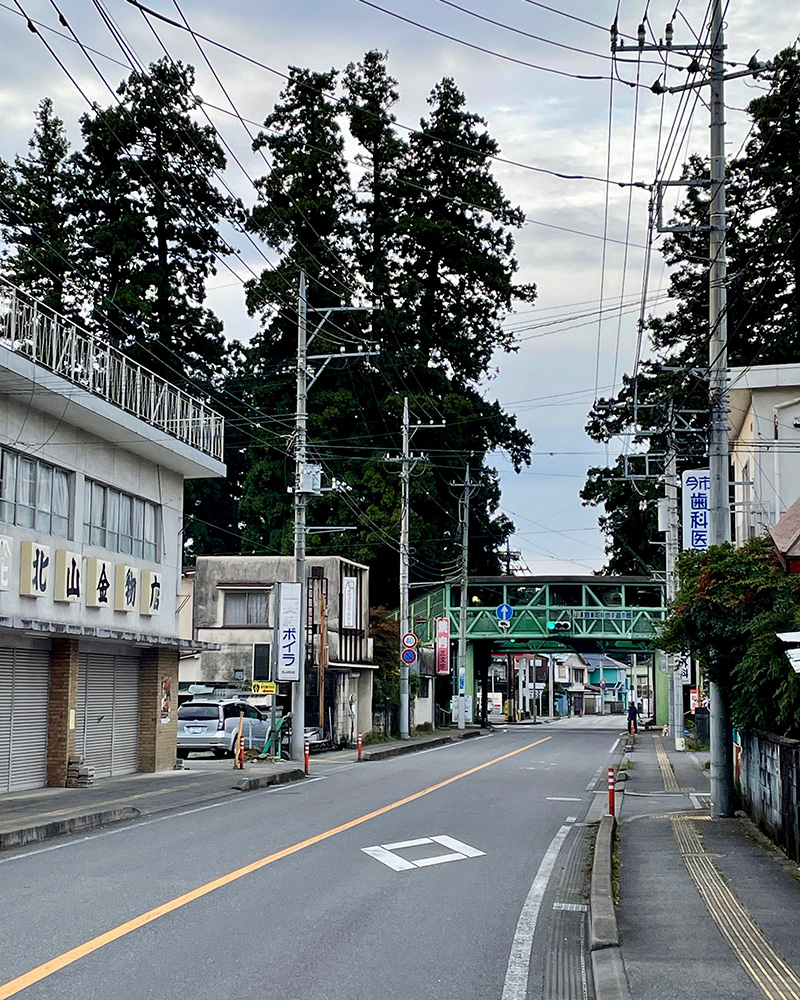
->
[740,731,800,862]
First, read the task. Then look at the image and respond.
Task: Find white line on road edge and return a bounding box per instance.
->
[609,737,621,754]
[546,797,582,802]
[586,765,603,791]
[501,823,572,1000]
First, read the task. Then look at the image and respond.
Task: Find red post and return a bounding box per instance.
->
[304,738,310,775]
[608,765,616,816]
[357,732,363,762]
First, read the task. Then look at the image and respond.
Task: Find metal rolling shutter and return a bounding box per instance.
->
[0,648,50,793]
[77,653,140,779]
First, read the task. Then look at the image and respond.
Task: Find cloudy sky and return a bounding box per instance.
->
[1,0,797,576]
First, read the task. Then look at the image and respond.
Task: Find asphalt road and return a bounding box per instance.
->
[0,717,625,1000]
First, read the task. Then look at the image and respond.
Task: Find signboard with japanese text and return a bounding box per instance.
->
[140,570,162,616]
[277,582,302,682]
[86,557,114,608]
[0,534,12,591]
[19,541,50,597]
[342,576,358,628]
[682,469,711,551]
[54,550,82,602]
[114,564,138,612]
[435,617,451,675]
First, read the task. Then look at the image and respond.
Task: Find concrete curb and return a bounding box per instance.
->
[361,728,486,761]
[0,806,140,851]
[589,808,632,1000]
[233,768,305,791]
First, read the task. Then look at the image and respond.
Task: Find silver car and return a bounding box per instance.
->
[177,699,271,758]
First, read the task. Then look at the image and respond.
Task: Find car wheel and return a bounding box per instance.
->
[176,748,189,759]
[212,748,228,759]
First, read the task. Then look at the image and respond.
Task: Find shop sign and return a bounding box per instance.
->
[0,534,12,591]
[435,617,451,675]
[54,549,82,602]
[682,469,710,551]
[277,582,302,681]
[19,540,50,597]
[115,564,138,612]
[140,569,162,616]
[86,557,114,607]
[342,576,358,628]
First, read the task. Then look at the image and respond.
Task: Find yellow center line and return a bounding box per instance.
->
[0,736,551,999]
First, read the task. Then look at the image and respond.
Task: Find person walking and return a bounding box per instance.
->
[627,701,639,735]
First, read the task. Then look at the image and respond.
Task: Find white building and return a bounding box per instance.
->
[729,364,800,544]
[181,554,375,744]
[0,279,224,791]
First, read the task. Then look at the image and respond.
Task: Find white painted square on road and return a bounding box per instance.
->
[362,835,485,871]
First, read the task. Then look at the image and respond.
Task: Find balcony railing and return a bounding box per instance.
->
[0,278,224,462]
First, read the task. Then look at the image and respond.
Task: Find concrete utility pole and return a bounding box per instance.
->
[399,397,411,739]
[457,464,470,730]
[292,271,309,764]
[706,0,734,819]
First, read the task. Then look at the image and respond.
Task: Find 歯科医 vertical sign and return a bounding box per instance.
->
[682,469,710,551]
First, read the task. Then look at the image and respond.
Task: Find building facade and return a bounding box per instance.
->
[0,279,224,792]
[181,555,375,743]
[729,363,800,545]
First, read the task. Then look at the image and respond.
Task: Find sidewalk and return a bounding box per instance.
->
[610,731,800,1000]
[0,726,488,851]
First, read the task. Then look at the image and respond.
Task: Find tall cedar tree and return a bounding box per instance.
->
[0,98,77,315]
[239,57,535,604]
[582,49,800,572]
[72,59,237,385]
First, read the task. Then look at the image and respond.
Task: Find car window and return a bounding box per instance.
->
[178,705,220,720]
[244,705,260,719]
[223,704,243,720]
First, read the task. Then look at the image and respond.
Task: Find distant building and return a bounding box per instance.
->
[181,555,375,743]
[0,279,224,791]
[729,363,800,544]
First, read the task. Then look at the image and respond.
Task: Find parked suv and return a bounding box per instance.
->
[177,699,271,758]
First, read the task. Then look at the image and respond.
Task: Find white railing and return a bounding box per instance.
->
[0,278,224,462]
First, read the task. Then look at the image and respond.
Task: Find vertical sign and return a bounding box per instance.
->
[342,576,358,628]
[277,582,302,681]
[86,557,113,607]
[682,469,711,551]
[435,617,451,675]
[115,565,138,612]
[54,550,82,602]
[140,570,162,616]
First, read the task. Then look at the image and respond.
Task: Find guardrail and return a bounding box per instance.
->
[0,278,224,461]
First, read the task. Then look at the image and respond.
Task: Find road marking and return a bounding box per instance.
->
[609,737,621,754]
[546,797,582,802]
[673,817,800,999]
[690,792,711,810]
[362,835,485,871]
[553,902,588,912]
[501,823,571,1000]
[654,735,680,791]
[566,816,578,823]
[0,736,550,1000]
[586,765,603,791]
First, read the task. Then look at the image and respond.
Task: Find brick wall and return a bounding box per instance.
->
[47,637,79,787]
[139,647,179,772]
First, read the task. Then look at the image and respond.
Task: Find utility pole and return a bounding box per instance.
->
[292,271,309,764]
[457,464,470,730]
[615,0,764,819]
[399,397,411,739]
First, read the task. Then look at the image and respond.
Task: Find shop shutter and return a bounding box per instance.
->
[0,647,50,793]
[77,653,140,779]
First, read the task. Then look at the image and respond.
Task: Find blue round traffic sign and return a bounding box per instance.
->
[401,648,418,665]
[496,603,513,622]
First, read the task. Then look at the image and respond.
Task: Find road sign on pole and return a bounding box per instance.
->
[401,647,418,665]
[402,632,418,649]
[496,603,513,622]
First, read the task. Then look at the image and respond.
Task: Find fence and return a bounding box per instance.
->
[739,731,800,862]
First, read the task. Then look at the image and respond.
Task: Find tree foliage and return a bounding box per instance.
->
[658,536,800,737]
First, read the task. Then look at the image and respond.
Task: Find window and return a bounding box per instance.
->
[0,447,73,538]
[253,643,271,680]
[223,590,269,625]
[84,480,159,561]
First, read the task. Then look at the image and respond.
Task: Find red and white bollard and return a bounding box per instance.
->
[304,738,310,775]
[608,765,616,816]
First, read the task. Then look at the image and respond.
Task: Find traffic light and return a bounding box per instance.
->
[548,620,570,633]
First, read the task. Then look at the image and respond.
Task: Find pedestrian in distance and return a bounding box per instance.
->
[627,702,639,735]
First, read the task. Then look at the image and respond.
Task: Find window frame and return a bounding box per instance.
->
[222,589,271,627]
[84,479,160,563]
[0,446,73,539]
